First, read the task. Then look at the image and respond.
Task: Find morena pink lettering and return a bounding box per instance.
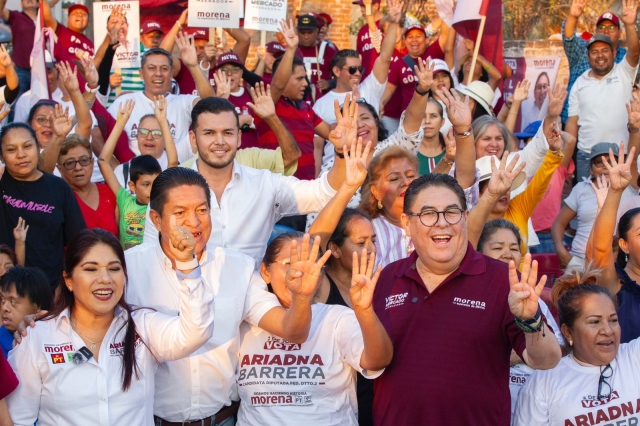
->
[44,344,74,353]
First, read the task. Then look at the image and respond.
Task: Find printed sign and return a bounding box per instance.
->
[93,1,141,69]
[188,0,241,29]
[244,0,287,31]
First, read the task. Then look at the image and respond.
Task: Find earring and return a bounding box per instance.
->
[377,200,383,209]
[569,339,573,346]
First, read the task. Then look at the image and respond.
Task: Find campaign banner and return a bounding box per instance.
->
[504,55,562,134]
[244,0,287,31]
[188,0,241,29]
[93,1,141,69]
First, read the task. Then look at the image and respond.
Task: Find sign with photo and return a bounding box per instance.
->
[93,1,141,69]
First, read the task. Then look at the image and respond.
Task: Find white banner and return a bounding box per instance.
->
[244,0,287,31]
[188,0,241,29]
[93,1,140,69]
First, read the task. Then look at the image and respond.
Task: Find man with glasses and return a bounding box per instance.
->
[371,173,561,425]
[562,0,628,127]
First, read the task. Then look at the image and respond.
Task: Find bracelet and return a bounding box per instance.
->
[175,20,183,30]
[628,123,639,134]
[515,317,544,333]
[520,306,542,325]
[175,256,199,271]
[442,157,454,165]
[415,84,429,96]
[334,148,345,159]
[483,63,494,71]
[453,126,473,139]
[84,83,98,94]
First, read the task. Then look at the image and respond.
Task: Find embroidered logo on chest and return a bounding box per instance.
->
[385,292,409,310]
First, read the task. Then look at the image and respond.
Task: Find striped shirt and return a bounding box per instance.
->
[106,43,148,107]
[372,215,413,269]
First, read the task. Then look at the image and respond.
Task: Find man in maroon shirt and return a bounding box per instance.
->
[42,4,95,63]
[0,0,37,97]
[372,173,561,425]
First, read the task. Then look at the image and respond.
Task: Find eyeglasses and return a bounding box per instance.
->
[407,207,465,227]
[597,25,618,32]
[34,115,53,125]
[271,258,326,275]
[220,66,241,74]
[137,128,163,139]
[597,363,613,399]
[61,156,92,170]
[343,65,365,75]
[535,84,549,91]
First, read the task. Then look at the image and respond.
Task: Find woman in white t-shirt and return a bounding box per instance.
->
[513,266,640,426]
[236,232,392,425]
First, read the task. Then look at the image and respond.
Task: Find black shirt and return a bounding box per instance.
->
[615,263,640,343]
[0,171,86,287]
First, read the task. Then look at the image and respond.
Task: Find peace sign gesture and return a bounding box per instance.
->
[285,234,332,299]
[603,142,636,191]
[485,152,526,199]
[350,249,382,311]
[508,253,547,321]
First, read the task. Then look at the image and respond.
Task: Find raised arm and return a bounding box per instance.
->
[444,28,456,70]
[505,80,530,132]
[0,0,9,22]
[401,58,433,134]
[159,8,189,77]
[628,94,640,189]
[227,28,252,63]
[271,19,298,103]
[622,0,640,67]
[176,32,215,102]
[371,0,402,84]
[40,105,74,173]
[253,46,266,76]
[565,0,587,39]
[153,95,178,168]
[98,99,135,196]
[40,0,58,32]
[0,45,17,95]
[94,5,124,69]
[326,95,359,190]
[77,56,100,107]
[379,83,397,119]
[12,217,28,267]
[247,82,301,169]
[463,39,502,90]
[57,61,92,138]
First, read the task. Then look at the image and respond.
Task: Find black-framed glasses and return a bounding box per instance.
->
[220,66,241,74]
[597,25,618,32]
[407,207,465,227]
[62,156,92,170]
[137,128,163,139]
[597,363,613,399]
[343,65,365,75]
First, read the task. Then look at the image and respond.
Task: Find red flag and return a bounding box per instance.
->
[452,0,503,73]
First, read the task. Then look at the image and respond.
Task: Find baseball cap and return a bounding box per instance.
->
[318,13,333,25]
[431,59,449,75]
[297,14,318,30]
[589,142,619,162]
[456,81,495,117]
[314,14,326,28]
[191,29,208,41]
[68,4,89,15]
[404,24,427,37]
[587,33,613,50]
[141,21,164,35]
[215,52,244,70]
[266,41,286,57]
[477,153,527,191]
[515,121,542,140]
[596,12,620,28]
[352,0,380,5]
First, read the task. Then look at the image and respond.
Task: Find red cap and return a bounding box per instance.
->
[140,21,164,35]
[404,24,427,37]
[318,13,333,25]
[215,52,244,69]
[266,41,286,57]
[312,13,325,28]
[596,12,620,28]
[68,4,89,15]
[191,29,209,41]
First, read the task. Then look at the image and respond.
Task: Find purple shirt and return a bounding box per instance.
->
[7,11,36,69]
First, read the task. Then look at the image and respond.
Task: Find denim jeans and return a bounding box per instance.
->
[14,65,31,98]
[575,149,591,184]
[529,232,556,254]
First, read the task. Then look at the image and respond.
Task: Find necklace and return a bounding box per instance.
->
[71,320,102,351]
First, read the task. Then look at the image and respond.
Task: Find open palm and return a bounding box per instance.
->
[285,235,332,298]
[350,249,382,311]
[603,142,635,191]
[508,254,547,320]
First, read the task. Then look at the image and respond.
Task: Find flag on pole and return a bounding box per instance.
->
[452,0,503,73]
[30,4,54,105]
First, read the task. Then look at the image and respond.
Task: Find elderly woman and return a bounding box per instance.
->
[6,228,215,425]
[57,135,119,238]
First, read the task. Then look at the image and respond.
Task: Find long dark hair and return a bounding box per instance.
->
[426,98,446,150]
[355,101,389,141]
[617,207,640,267]
[44,229,142,392]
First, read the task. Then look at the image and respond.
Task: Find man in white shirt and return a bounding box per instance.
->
[144,96,353,264]
[566,9,640,183]
[107,33,215,156]
[127,166,324,426]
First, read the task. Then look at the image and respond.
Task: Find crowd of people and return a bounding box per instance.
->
[0,0,640,424]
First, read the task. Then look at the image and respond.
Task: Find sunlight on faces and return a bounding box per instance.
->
[0,128,40,180]
[30,105,55,147]
[20,0,38,9]
[480,228,521,266]
[283,65,309,101]
[475,124,505,158]
[68,9,89,33]
[127,173,159,205]
[479,180,511,215]
[190,110,241,169]
[328,218,377,271]
[401,186,469,269]
[371,158,418,221]
[422,102,445,138]
[588,42,614,76]
[57,145,94,189]
[140,54,172,96]
[141,31,163,49]
[0,253,14,276]
[463,56,482,81]
[563,293,620,366]
[194,39,207,62]
[404,29,427,57]
[150,185,211,258]
[264,52,277,72]
[65,243,125,318]
[136,116,165,158]
[1,284,39,332]
[356,107,379,146]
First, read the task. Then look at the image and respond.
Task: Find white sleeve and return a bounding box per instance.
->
[6,335,42,426]
[335,310,384,379]
[519,124,549,178]
[175,137,196,163]
[13,94,29,123]
[136,267,215,362]
[538,300,564,344]
[373,110,424,156]
[107,97,121,118]
[243,269,282,326]
[273,171,338,220]
[513,375,550,426]
[142,207,158,244]
[567,83,580,118]
[622,53,639,80]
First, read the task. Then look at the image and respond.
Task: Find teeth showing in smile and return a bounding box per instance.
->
[93,290,113,296]
[433,236,450,241]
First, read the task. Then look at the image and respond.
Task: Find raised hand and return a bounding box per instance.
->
[387,0,404,24]
[486,152,526,198]
[56,61,80,93]
[508,253,548,320]
[627,97,640,131]
[414,57,435,94]
[425,2,440,24]
[590,173,609,211]
[621,0,638,25]
[110,73,123,88]
[350,249,382,311]
[546,122,563,152]
[603,142,636,191]
[247,82,276,119]
[107,5,124,44]
[178,8,189,27]
[168,214,196,263]
[117,99,135,124]
[0,44,13,68]
[569,0,588,18]
[285,234,332,299]
[52,104,74,139]
[279,19,299,49]
[442,128,456,163]
[153,95,167,122]
[256,45,266,61]
[546,83,568,120]
[328,94,358,152]
[13,217,28,242]
[213,69,231,99]
[344,136,372,189]
[436,88,472,131]
[512,79,530,103]
[463,38,474,52]
[351,82,361,102]
[12,311,49,346]
[204,42,217,63]
[176,31,198,68]
[78,55,99,88]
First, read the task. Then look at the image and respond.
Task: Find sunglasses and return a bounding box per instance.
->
[343,66,365,75]
[137,128,163,139]
[62,156,92,170]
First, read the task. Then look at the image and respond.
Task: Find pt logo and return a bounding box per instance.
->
[51,353,65,364]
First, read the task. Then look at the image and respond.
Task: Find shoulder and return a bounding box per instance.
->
[210,245,256,270]
[125,241,156,260]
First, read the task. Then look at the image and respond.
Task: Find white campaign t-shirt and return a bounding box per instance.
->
[568,56,637,152]
[236,303,384,426]
[514,338,640,426]
[107,92,197,157]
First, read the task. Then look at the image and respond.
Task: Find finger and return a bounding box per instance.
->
[511,290,532,301]
[371,264,382,287]
[534,274,548,296]
[360,247,368,275]
[361,140,372,162]
[521,253,532,284]
[316,248,332,268]
[528,258,539,287]
[508,260,520,288]
[308,235,321,264]
[352,251,359,279]
[366,251,376,278]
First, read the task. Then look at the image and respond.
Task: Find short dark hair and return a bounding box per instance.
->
[0,266,53,310]
[27,99,58,126]
[141,47,174,69]
[327,208,372,248]
[263,231,305,267]
[59,134,92,158]
[477,219,522,253]
[191,97,239,131]
[272,55,305,77]
[617,207,640,267]
[0,244,17,265]
[149,167,211,216]
[403,173,467,215]
[354,101,389,141]
[0,122,40,150]
[129,154,162,183]
[330,49,360,76]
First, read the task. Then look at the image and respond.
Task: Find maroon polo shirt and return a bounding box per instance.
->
[228,86,259,149]
[7,11,36,69]
[175,59,215,96]
[372,244,532,426]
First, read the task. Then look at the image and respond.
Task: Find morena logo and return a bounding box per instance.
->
[197,11,231,19]
[452,297,486,309]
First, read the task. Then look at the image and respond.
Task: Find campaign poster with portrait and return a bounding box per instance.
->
[244,0,287,31]
[504,56,562,133]
[188,0,242,29]
[93,1,140,69]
